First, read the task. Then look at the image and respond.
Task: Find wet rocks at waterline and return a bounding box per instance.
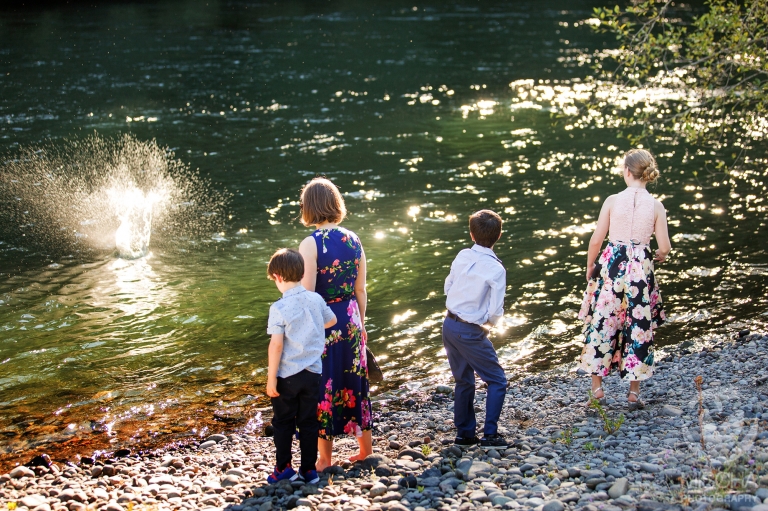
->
[2,332,768,511]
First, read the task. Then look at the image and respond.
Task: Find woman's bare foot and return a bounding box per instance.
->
[316,458,332,473]
[348,452,371,463]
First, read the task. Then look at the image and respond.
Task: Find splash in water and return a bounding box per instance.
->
[0,133,228,258]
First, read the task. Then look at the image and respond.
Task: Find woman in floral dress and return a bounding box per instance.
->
[578,149,671,409]
[298,177,372,470]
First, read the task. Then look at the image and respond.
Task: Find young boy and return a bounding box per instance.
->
[266,248,337,484]
[443,209,509,449]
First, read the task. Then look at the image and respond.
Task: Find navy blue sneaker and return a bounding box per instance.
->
[267,464,298,484]
[300,469,320,484]
[454,436,480,446]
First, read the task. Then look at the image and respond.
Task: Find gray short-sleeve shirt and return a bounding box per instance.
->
[267,285,336,378]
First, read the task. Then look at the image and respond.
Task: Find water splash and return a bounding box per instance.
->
[0,133,228,258]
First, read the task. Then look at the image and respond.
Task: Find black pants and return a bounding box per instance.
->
[271,369,321,472]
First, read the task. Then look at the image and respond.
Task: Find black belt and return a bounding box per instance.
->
[446,311,472,324]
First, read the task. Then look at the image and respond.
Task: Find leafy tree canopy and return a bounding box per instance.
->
[587,0,768,166]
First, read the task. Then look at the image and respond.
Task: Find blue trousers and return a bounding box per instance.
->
[442,316,508,437]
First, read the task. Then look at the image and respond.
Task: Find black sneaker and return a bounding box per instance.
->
[454,436,480,446]
[479,434,508,449]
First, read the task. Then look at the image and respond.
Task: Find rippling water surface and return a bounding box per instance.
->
[0,0,766,465]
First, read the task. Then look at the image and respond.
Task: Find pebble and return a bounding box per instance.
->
[1,332,767,511]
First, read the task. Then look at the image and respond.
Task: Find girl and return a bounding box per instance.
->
[297,177,373,470]
[578,148,671,410]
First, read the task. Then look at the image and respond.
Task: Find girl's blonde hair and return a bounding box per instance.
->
[624,148,660,183]
[300,177,346,226]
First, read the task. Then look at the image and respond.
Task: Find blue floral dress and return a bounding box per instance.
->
[313,227,372,439]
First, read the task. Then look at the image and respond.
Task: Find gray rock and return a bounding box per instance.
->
[227,468,249,477]
[32,504,52,511]
[608,478,629,499]
[199,440,217,450]
[566,467,581,478]
[585,477,607,489]
[389,440,401,450]
[362,454,392,470]
[375,465,392,476]
[659,405,684,417]
[755,488,768,501]
[725,494,762,511]
[221,474,240,487]
[637,500,670,511]
[20,495,47,508]
[369,482,387,497]
[419,476,441,487]
[525,455,548,465]
[397,448,426,460]
[381,491,403,502]
[9,466,35,478]
[437,385,453,394]
[442,445,462,458]
[663,468,683,482]
[469,490,490,502]
[104,504,125,511]
[492,495,513,506]
[580,469,606,479]
[560,492,580,503]
[543,500,565,511]
[206,433,228,443]
[640,462,661,473]
[519,463,536,472]
[456,459,492,480]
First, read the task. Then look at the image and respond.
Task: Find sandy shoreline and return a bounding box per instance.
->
[2,327,768,511]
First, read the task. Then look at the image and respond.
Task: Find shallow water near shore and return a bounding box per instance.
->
[0,0,767,467]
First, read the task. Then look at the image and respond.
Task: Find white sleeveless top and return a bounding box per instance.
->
[609,187,656,245]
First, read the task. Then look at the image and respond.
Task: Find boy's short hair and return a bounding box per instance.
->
[469,210,502,248]
[300,177,347,227]
[267,248,304,282]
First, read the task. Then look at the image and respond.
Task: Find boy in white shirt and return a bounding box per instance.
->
[443,210,509,449]
[266,248,336,483]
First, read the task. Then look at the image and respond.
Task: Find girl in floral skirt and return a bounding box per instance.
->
[578,149,671,410]
[298,177,373,471]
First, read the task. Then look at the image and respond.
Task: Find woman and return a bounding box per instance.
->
[578,148,671,410]
[298,177,373,470]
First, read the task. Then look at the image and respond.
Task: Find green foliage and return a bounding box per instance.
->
[584,441,596,451]
[556,427,577,447]
[588,391,626,435]
[589,0,768,161]
[421,444,432,456]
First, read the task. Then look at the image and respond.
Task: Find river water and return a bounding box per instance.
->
[0,0,766,466]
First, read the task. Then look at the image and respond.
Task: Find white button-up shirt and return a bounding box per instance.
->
[444,244,506,326]
[267,285,336,378]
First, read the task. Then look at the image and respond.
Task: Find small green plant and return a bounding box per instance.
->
[417,485,425,493]
[547,471,556,479]
[583,441,595,451]
[588,391,625,435]
[421,444,432,456]
[584,463,591,470]
[557,427,577,446]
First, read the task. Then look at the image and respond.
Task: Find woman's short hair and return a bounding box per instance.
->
[300,177,347,226]
[469,210,503,248]
[267,248,304,282]
[624,148,660,183]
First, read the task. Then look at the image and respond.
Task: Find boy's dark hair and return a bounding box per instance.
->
[469,210,502,248]
[267,248,305,282]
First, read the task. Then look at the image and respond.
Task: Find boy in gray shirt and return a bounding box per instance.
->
[266,248,336,484]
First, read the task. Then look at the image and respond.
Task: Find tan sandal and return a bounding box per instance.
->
[587,386,607,406]
[627,391,645,411]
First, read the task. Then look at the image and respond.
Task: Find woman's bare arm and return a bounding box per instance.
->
[654,200,672,262]
[586,195,614,281]
[299,236,318,292]
[354,246,367,325]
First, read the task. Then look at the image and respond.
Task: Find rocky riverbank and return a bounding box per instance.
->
[2,330,768,511]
